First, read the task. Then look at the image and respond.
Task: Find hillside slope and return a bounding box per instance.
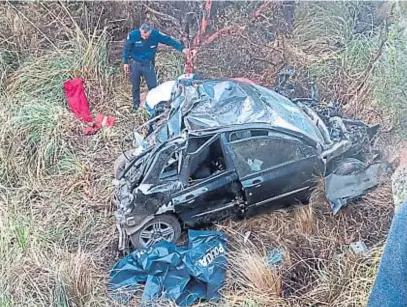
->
[0,2,406,306]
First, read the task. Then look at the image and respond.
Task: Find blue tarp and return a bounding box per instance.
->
[108,230,227,306]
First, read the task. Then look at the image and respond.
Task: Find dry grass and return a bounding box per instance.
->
[212,178,394,307]
[0,2,402,307]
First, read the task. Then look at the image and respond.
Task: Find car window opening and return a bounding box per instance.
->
[160,150,181,180]
[187,138,226,185]
[143,144,178,184]
[187,136,212,153]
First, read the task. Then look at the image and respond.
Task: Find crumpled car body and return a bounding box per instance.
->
[113,78,386,251]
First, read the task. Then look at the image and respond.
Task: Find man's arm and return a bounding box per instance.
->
[157,31,184,52]
[122,31,136,64]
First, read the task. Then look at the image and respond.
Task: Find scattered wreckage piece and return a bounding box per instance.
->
[325,159,390,213]
[108,230,227,306]
[113,77,388,251]
[266,248,285,269]
[349,241,369,256]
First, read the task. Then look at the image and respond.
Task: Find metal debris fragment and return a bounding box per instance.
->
[350,241,368,255]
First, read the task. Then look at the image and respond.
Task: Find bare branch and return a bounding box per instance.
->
[142,4,180,27]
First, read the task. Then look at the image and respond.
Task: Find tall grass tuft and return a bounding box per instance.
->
[1,27,112,178]
[294,2,358,55]
[371,18,407,126]
[294,1,407,130]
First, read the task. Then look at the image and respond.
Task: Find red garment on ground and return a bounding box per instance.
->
[63,78,93,123]
[63,78,115,135]
[84,114,116,135]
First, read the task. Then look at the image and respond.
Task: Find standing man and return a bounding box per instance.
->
[122,23,189,111]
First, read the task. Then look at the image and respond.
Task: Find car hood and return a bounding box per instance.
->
[149,79,325,146]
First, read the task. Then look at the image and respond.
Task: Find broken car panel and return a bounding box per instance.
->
[113,78,385,251]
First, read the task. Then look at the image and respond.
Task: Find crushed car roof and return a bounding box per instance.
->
[151,79,325,146]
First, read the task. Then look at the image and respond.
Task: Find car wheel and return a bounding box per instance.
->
[130,214,181,249]
[332,158,367,176]
[114,150,134,180]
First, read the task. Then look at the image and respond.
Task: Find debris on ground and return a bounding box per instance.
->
[349,241,369,255]
[108,230,227,306]
[243,231,251,243]
[325,161,390,213]
[63,78,93,123]
[84,113,116,135]
[266,248,285,268]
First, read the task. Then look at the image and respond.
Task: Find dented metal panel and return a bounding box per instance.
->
[148,79,327,147]
[325,163,389,213]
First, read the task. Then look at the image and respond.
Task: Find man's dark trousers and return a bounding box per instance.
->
[130,60,157,109]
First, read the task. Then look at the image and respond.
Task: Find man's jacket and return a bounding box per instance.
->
[122,29,184,64]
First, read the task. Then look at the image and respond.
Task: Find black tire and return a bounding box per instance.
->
[130,214,181,249]
[113,150,134,180]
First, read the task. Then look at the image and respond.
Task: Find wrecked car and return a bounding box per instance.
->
[113,78,387,251]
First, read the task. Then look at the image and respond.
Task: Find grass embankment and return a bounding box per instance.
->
[0,2,406,307]
[0,27,120,306]
[0,16,187,306]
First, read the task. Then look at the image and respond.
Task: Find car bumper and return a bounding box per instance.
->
[114,208,154,251]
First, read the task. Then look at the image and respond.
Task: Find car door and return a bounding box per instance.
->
[226,130,324,215]
[172,134,241,226]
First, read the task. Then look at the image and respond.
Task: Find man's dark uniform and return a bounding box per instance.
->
[122,28,185,109]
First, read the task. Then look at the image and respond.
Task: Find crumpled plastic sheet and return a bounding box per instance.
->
[108,230,227,306]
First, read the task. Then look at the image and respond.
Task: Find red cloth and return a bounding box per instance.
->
[83,114,116,135]
[63,78,93,123]
[63,78,115,135]
[94,113,115,129]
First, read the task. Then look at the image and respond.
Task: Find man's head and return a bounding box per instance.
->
[140,23,152,40]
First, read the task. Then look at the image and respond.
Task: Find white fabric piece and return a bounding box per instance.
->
[145,80,176,109]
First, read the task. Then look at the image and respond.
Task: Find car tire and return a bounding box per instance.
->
[130,214,181,249]
[332,158,367,176]
[114,150,134,180]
